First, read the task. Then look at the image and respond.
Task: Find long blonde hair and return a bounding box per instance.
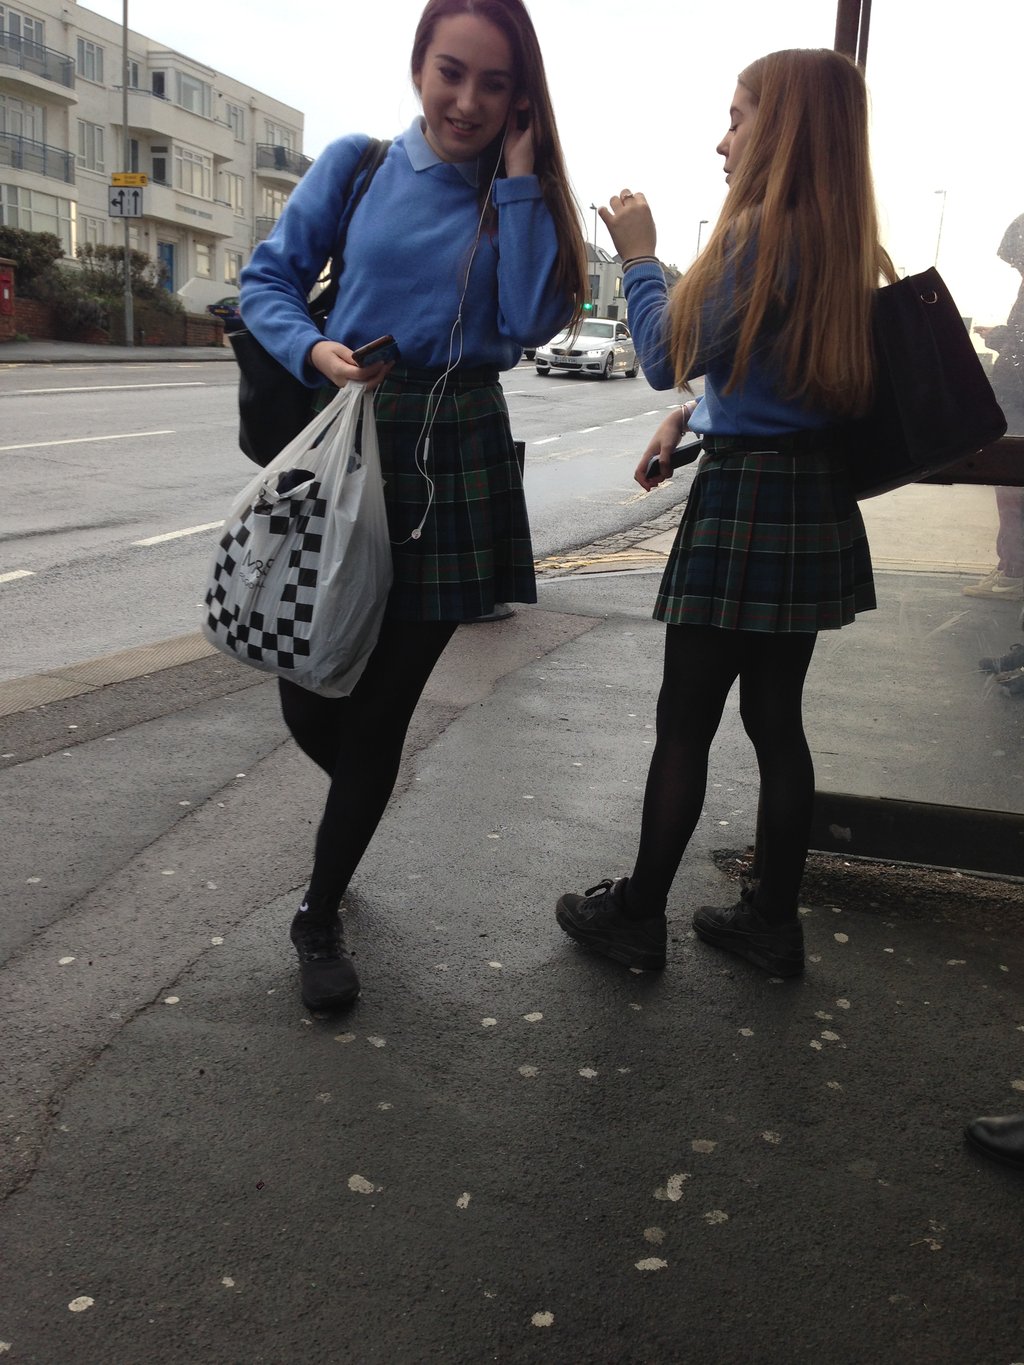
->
[669,48,895,417]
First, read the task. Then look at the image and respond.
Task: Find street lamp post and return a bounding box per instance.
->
[934,189,947,268]
[588,202,600,311]
[122,0,133,347]
[696,219,709,257]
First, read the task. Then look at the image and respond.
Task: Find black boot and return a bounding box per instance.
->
[290,905,360,1011]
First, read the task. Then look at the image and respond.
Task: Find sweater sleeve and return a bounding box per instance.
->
[492,176,574,345]
[622,263,675,390]
[239,135,372,385]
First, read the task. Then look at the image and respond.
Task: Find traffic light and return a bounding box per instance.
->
[583,300,595,312]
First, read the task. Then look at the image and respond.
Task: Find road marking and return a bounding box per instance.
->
[134,521,223,546]
[0,430,175,453]
[0,569,34,583]
[614,417,636,423]
[578,426,601,433]
[532,436,559,445]
[3,382,206,396]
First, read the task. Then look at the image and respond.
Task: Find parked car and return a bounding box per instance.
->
[207,296,242,329]
[535,318,639,379]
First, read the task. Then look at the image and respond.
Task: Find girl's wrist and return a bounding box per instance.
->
[621,255,659,272]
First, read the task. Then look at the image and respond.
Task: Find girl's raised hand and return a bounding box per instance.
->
[599,190,656,262]
[503,104,535,178]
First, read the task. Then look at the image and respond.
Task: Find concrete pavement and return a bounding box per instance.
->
[1,342,1023,1363]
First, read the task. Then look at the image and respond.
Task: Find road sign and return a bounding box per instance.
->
[111,172,148,187]
[109,187,144,218]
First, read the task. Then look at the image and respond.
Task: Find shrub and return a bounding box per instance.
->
[0,226,64,294]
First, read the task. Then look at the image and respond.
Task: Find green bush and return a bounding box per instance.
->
[76,243,183,312]
[0,226,64,293]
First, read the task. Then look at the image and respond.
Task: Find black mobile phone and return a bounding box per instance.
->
[352,334,400,367]
[645,439,703,481]
[515,106,530,131]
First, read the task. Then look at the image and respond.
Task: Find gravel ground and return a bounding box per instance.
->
[713,846,1024,929]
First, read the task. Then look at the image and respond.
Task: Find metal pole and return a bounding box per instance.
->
[696,219,708,257]
[589,202,599,311]
[122,0,133,347]
[934,189,946,267]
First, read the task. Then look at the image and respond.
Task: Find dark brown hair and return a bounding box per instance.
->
[411,0,587,320]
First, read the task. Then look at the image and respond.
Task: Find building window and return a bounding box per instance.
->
[226,103,245,141]
[76,38,104,84]
[76,120,105,173]
[0,93,43,142]
[151,145,168,184]
[223,172,244,216]
[0,183,75,254]
[80,214,105,246]
[174,144,212,198]
[194,241,211,278]
[260,186,289,220]
[127,59,141,88]
[264,121,294,153]
[1,8,45,52]
[151,70,166,99]
[224,249,242,286]
[176,71,212,119]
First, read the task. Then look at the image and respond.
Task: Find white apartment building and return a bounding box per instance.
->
[0,0,307,308]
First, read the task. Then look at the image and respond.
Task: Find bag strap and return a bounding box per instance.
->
[313,138,391,315]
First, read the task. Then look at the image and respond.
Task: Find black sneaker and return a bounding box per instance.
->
[995,666,1024,696]
[979,642,1024,673]
[692,901,804,977]
[290,907,361,1011]
[555,878,667,970]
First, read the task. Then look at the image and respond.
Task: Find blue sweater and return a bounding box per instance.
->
[240,119,572,384]
[623,262,831,435]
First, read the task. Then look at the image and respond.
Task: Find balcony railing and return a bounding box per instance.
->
[0,33,74,88]
[255,143,312,178]
[0,131,75,184]
[254,215,281,242]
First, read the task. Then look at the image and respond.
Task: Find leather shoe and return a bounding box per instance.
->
[290,906,360,1011]
[964,1114,1024,1170]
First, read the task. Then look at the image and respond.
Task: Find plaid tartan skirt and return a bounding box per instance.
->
[370,366,536,622]
[655,435,876,633]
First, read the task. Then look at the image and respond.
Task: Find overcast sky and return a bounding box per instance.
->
[83,0,1024,322]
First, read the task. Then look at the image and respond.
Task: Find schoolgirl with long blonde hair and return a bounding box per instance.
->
[555,49,891,981]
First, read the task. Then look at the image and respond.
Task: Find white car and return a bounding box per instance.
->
[535,318,640,379]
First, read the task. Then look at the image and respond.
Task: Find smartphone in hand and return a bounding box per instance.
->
[352,334,400,367]
[645,439,703,481]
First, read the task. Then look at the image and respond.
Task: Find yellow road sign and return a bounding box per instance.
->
[111,172,148,187]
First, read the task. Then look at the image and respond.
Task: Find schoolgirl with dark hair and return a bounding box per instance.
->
[242,0,587,1011]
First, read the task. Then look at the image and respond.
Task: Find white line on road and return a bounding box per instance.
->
[0,430,175,453]
[0,569,34,584]
[532,436,559,445]
[3,382,206,396]
[614,417,636,423]
[578,426,601,433]
[134,521,223,546]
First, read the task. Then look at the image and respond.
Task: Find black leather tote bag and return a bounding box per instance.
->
[847,267,1007,498]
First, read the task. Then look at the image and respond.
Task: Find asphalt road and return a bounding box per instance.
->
[0,360,691,679]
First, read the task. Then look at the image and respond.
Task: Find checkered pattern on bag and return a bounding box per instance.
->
[204,482,328,673]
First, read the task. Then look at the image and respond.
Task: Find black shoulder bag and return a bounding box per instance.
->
[846,267,1007,499]
[229,138,391,467]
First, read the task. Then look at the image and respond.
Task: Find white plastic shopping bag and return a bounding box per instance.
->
[202,384,393,696]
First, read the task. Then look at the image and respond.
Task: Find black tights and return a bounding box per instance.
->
[628,624,818,921]
[279,618,458,914]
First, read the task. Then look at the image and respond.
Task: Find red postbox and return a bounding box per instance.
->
[0,261,14,316]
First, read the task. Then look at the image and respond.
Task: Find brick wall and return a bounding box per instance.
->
[12,297,56,340]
